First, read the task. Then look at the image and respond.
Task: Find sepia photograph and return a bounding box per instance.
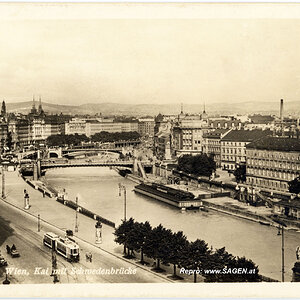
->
[1,2,300,298]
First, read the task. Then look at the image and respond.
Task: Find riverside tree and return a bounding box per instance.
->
[113,220,261,282]
[46,134,89,147]
[114,218,135,257]
[177,154,216,177]
[143,224,173,272]
[166,231,189,279]
[181,239,212,283]
[288,176,300,194]
[91,131,140,143]
[133,221,152,265]
[234,164,247,183]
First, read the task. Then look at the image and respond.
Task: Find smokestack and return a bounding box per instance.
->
[280,99,284,122]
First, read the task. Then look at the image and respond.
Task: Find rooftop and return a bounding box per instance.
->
[249,114,275,124]
[222,129,272,142]
[246,136,300,152]
[203,129,230,138]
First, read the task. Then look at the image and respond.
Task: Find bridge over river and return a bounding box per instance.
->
[41,160,135,169]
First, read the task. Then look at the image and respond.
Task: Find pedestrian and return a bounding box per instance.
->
[89,252,92,263]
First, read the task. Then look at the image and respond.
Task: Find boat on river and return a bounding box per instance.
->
[134,182,204,209]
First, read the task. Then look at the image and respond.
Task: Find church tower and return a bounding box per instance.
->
[38,95,44,115]
[31,95,37,115]
[201,101,208,120]
[1,100,6,117]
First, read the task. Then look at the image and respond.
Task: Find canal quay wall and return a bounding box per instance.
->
[21,175,116,229]
[56,197,115,228]
[149,164,300,230]
[201,200,273,225]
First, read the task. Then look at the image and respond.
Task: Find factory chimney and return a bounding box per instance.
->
[280,99,284,122]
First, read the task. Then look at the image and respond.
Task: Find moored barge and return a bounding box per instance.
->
[134,182,205,209]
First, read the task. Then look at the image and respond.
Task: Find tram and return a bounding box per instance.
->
[43,232,80,262]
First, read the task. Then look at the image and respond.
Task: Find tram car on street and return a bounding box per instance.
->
[43,232,80,262]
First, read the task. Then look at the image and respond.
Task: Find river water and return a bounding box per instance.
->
[45,167,300,282]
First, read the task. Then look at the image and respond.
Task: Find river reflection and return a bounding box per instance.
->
[46,167,300,281]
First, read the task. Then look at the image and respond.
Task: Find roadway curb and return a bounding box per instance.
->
[0,197,174,283]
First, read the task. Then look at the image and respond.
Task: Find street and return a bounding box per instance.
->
[0,171,172,284]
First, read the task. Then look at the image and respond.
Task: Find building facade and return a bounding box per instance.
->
[202,129,231,167]
[172,117,210,156]
[138,118,155,137]
[221,129,272,171]
[246,137,300,192]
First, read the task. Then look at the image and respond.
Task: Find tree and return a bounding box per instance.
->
[114,218,135,257]
[203,247,235,282]
[181,239,212,283]
[143,224,173,272]
[177,154,216,177]
[91,131,140,143]
[288,176,300,194]
[46,134,89,147]
[134,221,152,265]
[234,164,246,183]
[166,231,189,278]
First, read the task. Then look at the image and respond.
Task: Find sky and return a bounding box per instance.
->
[1,4,300,106]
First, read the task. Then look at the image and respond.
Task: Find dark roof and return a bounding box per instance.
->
[249,114,275,124]
[246,136,300,152]
[203,129,230,138]
[222,129,272,142]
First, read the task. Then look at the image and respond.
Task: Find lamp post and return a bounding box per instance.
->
[277,224,285,282]
[2,166,5,199]
[118,183,127,221]
[75,196,79,233]
[118,183,127,255]
[37,214,41,232]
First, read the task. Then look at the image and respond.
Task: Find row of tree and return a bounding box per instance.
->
[46,134,89,147]
[90,131,140,143]
[46,131,140,147]
[114,218,260,282]
[177,154,216,177]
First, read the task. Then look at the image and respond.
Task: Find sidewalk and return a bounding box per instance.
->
[2,170,174,283]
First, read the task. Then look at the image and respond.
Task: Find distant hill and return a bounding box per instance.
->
[5,100,300,117]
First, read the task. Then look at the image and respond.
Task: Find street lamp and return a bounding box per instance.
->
[2,166,5,199]
[118,183,127,255]
[275,220,286,282]
[118,183,127,221]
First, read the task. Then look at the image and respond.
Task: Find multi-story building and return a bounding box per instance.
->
[172,117,210,156]
[65,118,87,135]
[16,119,31,147]
[202,129,231,167]
[8,119,18,150]
[246,136,300,192]
[245,114,276,131]
[221,129,272,171]
[138,118,155,137]
[154,121,172,160]
[0,122,8,151]
[85,120,139,137]
[120,122,138,133]
[208,118,242,130]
